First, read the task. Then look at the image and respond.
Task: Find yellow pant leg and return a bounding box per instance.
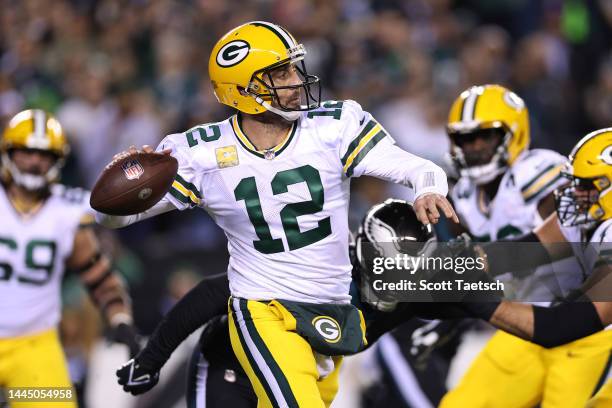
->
[588,379,612,408]
[0,328,76,408]
[317,356,343,408]
[541,330,612,408]
[440,330,545,408]
[229,298,328,408]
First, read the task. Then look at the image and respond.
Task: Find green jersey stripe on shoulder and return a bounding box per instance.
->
[345,130,387,177]
[520,163,557,193]
[523,173,563,203]
[341,120,377,166]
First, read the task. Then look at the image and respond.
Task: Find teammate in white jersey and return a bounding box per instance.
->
[440,85,612,408]
[96,21,457,407]
[458,128,612,407]
[448,84,565,241]
[0,110,138,408]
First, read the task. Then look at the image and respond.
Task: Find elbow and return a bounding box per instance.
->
[95,212,130,229]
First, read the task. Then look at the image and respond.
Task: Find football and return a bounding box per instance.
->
[90,152,178,216]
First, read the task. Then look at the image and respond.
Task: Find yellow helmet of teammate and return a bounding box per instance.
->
[1,109,69,190]
[208,21,320,121]
[555,128,612,229]
[446,84,530,184]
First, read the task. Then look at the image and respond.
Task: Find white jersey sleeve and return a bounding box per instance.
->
[337,100,448,198]
[156,132,206,211]
[512,149,566,205]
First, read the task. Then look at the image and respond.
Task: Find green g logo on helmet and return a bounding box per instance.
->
[216,40,250,67]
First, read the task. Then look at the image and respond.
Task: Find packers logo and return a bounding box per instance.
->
[599,146,612,165]
[503,91,525,111]
[216,40,250,67]
[312,316,341,343]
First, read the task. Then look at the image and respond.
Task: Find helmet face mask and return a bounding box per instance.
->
[555,128,612,229]
[247,59,321,113]
[448,126,510,184]
[555,171,611,229]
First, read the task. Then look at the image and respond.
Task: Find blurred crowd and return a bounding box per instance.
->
[0,0,611,405]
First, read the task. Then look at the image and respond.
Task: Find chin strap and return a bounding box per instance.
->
[251,94,301,122]
[2,152,61,191]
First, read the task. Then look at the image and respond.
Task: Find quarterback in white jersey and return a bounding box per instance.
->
[97,21,457,408]
[0,110,138,408]
[156,98,450,304]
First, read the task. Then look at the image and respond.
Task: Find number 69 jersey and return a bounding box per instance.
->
[157,100,447,304]
[0,184,92,338]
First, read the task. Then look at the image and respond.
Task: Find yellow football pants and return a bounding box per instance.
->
[441,330,612,408]
[0,328,76,408]
[587,379,612,407]
[228,298,343,408]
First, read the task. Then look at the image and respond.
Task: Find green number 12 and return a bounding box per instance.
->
[234,165,331,254]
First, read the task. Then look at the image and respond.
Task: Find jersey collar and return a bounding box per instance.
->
[230,114,297,160]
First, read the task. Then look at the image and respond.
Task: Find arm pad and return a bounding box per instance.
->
[532,301,604,348]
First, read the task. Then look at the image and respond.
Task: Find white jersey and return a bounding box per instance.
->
[0,184,93,338]
[156,100,447,303]
[452,149,566,241]
[560,219,612,330]
[559,218,612,275]
[452,149,569,302]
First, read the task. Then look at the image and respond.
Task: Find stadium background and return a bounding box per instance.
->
[0,0,611,406]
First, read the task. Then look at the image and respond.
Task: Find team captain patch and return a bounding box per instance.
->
[216,145,239,168]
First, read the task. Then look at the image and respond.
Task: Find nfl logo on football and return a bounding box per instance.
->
[121,159,145,180]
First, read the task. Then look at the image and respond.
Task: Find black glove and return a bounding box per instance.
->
[408,319,469,369]
[110,323,141,358]
[116,358,160,395]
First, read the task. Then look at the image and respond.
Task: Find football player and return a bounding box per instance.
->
[453,128,612,407]
[439,84,605,408]
[96,21,457,407]
[115,200,468,407]
[0,109,139,408]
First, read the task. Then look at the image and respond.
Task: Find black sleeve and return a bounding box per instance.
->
[137,273,231,371]
[532,301,604,348]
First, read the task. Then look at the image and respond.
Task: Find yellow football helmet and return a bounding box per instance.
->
[446,84,530,184]
[208,21,320,121]
[555,128,612,229]
[1,109,69,190]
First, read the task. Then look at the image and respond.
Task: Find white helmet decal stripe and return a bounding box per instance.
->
[33,109,46,140]
[251,21,295,48]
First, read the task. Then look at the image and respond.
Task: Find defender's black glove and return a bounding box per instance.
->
[116,358,160,395]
